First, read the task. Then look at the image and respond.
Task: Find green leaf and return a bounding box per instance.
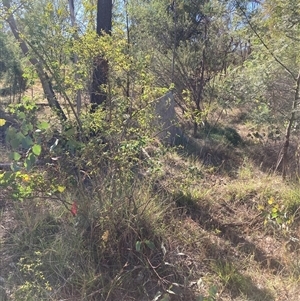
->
[11,162,21,172]
[10,139,19,149]
[209,285,217,297]
[12,152,21,161]
[145,240,155,250]
[135,241,141,252]
[24,153,36,171]
[2,171,14,182]
[32,144,42,156]
[9,132,27,150]
[21,123,33,135]
[18,112,26,120]
[22,136,33,149]
[37,121,50,130]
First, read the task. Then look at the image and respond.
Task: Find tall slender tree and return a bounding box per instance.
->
[128,0,247,135]
[2,0,67,122]
[68,0,82,115]
[90,0,113,112]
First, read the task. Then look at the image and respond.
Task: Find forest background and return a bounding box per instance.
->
[0,0,300,300]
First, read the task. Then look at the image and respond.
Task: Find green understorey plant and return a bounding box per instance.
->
[0,72,194,301]
[258,196,294,231]
[12,251,53,300]
[0,99,70,202]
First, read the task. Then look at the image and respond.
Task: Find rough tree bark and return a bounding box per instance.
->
[90,0,113,113]
[2,0,67,122]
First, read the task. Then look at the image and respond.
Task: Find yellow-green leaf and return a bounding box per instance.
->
[57,185,66,193]
[257,204,264,211]
[32,144,42,156]
[0,119,6,126]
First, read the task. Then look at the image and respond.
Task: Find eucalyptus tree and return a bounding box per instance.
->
[68,0,82,115]
[127,0,250,135]
[224,0,300,177]
[1,0,116,120]
[1,0,71,122]
[0,31,26,99]
[254,0,300,178]
[90,0,112,112]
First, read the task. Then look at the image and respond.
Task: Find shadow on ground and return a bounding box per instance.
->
[178,123,300,179]
[174,191,277,300]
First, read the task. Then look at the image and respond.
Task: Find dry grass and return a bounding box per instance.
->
[156,138,300,300]
[1,91,300,300]
[1,142,300,300]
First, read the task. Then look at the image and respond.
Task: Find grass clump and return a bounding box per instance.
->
[1,139,203,300]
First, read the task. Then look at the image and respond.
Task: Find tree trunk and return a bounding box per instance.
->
[193,19,208,137]
[281,69,300,179]
[90,0,113,113]
[124,0,130,98]
[68,0,82,116]
[3,0,67,122]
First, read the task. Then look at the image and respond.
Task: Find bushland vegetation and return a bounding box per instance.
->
[0,1,300,300]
